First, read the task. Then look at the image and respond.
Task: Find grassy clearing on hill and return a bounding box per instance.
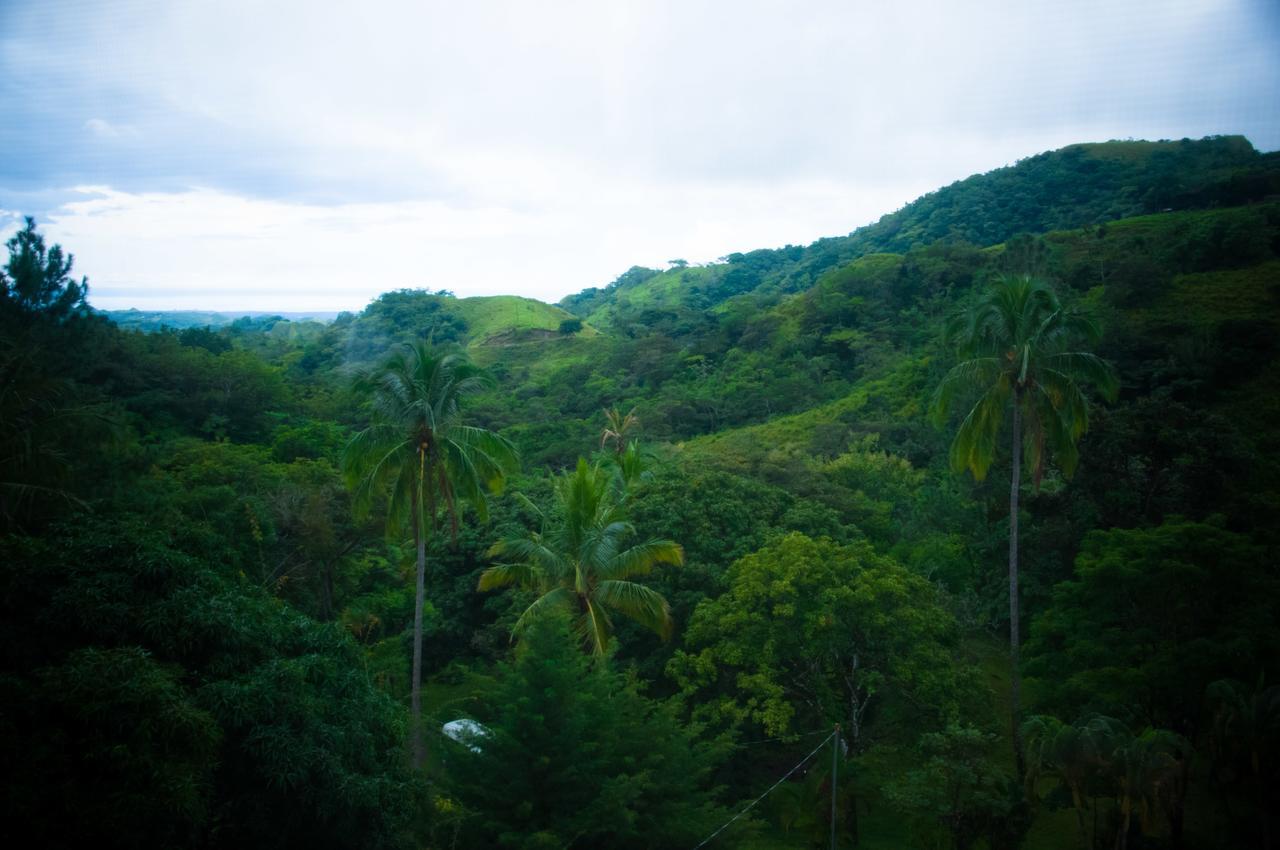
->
[449,295,594,344]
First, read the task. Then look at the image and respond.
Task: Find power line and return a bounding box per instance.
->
[692,730,836,850]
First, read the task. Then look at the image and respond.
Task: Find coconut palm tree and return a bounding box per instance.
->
[609,438,652,496]
[600,406,639,454]
[932,275,1118,777]
[343,340,517,767]
[478,457,681,655]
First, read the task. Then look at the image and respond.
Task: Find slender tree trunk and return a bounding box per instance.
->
[1009,392,1026,781]
[1262,777,1273,850]
[1115,804,1131,850]
[1167,754,1188,850]
[411,498,427,769]
[848,779,860,848]
[320,559,334,621]
[1075,805,1090,850]
[1072,789,1090,850]
[845,660,864,847]
[1169,803,1184,850]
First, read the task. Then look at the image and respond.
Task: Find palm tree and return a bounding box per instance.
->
[1207,678,1280,850]
[342,341,517,767]
[1107,725,1187,850]
[932,275,1117,777]
[609,438,652,496]
[477,457,682,655]
[600,406,639,454]
[1023,715,1112,849]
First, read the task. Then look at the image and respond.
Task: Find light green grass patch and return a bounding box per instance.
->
[445,295,593,344]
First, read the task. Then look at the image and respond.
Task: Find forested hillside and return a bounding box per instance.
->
[3,137,1278,849]
[562,136,1279,326]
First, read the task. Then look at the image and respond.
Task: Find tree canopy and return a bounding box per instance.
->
[2,142,1278,849]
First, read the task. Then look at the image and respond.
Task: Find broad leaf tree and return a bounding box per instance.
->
[670,533,964,745]
[669,532,971,846]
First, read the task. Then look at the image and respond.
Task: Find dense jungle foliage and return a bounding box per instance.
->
[2,136,1278,849]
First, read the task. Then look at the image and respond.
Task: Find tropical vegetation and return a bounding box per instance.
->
[479,457,682,655]
[2,135,1278,849]
[342,341,517,765]
[933,273,1118,777]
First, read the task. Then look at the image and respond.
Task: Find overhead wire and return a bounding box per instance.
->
[691,729,837,849]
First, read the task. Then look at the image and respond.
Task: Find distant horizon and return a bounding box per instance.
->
[99,307,345,318]
[5,0,1277,311]
[91,289,583,314]
[93,289,585,314]
[79,131,1280,314]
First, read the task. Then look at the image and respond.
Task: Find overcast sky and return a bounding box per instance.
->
[1,0,1277,311]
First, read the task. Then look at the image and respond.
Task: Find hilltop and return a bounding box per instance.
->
[561,135,1279,327]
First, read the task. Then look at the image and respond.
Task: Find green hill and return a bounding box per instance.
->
[331,290,595,366]
[7,138,1280,850]
[447,295,595,345]
[562,136,1278,327]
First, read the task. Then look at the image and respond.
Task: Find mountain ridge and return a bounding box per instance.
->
[560,135,1278,326]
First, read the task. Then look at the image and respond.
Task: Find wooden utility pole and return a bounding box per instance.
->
[831,724,841,850]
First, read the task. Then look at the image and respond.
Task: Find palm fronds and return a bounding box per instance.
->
[480,457,679,655]
[935,274,1118,483]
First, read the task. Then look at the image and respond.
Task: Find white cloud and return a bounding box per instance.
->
[84,119,140,141]
[3,0,1277,310]
[38,172,930,311]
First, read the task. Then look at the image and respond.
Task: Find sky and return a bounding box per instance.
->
[1,0,1278,312]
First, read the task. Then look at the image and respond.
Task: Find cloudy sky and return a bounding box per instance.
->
[1,0,1277,311]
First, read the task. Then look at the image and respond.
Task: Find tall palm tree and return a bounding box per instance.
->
[477,458,681,655]
[932,275,1117,778]
[343,341,517,767]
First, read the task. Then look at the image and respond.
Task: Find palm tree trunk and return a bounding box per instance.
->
[1010,391,1026,781]
[1075,804,1090,850]
[411,498,426,770]
[1069,787,1090,850]
[1115,804,1131,850]
[1261,775,1272,850]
